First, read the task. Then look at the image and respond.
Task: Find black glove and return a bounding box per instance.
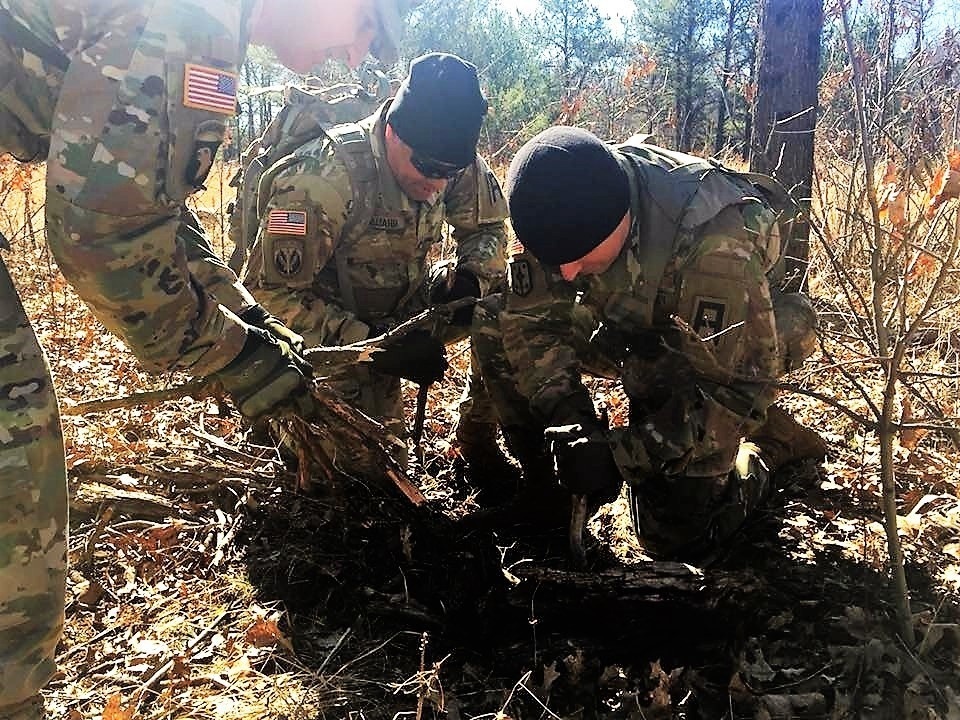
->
[214,325,315,419]
[547,424,622,505]
[427,264,480,327]
[369,329,448,385]
[239,305,305,354]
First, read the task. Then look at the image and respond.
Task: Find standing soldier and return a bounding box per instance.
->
[243,52,509,467]
[0,1,417,718]
[466,126,819,558]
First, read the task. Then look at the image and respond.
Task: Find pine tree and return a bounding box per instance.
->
[629,0,722,151]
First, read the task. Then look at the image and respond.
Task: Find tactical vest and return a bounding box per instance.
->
[306,119,450,319]
[227,81,386,273]
[613,139,796,325]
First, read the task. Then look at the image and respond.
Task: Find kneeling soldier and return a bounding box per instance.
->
[243,53,509,466]
[464,126,819,559]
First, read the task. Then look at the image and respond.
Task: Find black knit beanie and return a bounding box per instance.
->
[506,126,631,266]
[386,53,488,169]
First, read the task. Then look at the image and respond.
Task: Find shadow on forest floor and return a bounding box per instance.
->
[237,457,960,719]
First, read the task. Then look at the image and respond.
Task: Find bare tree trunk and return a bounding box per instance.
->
[742,31,757,161]
[750,0,823,290]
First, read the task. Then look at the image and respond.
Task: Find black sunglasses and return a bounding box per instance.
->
[410,152,467,180]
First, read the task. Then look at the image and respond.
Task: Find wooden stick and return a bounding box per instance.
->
[62,299,475,417]
[61,379,213,416]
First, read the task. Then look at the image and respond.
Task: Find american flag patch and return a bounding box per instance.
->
[183,63,237,115]
[507,235,525,256]
[267,210,308,235]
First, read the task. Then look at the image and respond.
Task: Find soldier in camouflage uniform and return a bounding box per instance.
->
[243,53,508,460]
[0,1,416,717]
[466,126,817,559]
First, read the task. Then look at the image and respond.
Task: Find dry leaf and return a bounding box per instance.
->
[887,189,907,228]
[907,252,937,281]
[170,654,191,678]
[77,578,105,607]
[926,149,960,218]
[899,396,927,450]
[880,159,899,186]
[244,616,294,652]
[879,187,907,229]
[144,524,181,550]
[102,694,133,720]
[225,653,253,680]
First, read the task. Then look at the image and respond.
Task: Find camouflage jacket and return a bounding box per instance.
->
[244,101,508,347]
[502,142,782,443]
[0,0,256,375]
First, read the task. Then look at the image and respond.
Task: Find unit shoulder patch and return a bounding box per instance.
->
[509,256,534,297]
[692,297,727,340]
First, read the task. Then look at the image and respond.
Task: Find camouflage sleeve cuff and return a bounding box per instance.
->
[185,305,250,376]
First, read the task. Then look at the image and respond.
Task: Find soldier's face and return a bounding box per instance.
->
[559,212,632,281]
[384,125,452,202]
[250,0,378,71]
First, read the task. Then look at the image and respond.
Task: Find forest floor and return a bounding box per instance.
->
[4,164,960,720]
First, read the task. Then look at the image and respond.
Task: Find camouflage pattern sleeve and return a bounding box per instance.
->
[246,141,370,348]
[444,155,508,295]
[41,0,252,375]
[499,250,598,425]
[678,203,781,415]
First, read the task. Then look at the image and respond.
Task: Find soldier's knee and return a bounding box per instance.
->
[626,446,770,560]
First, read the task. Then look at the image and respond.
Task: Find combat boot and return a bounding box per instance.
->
[747,404,827,472]
[454,416,523,507]
[0,695,45,720]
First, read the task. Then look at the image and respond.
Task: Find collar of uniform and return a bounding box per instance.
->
[365,99,440,210]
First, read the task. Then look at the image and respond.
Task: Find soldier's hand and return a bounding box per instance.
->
[547,425,622,506]
[426,262,480,326]
[214,325,315,419]
[240,305,305,354]
[370,329,448,385]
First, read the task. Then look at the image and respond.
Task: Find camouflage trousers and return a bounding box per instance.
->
[0,256,67,713]
[468,298,769,560]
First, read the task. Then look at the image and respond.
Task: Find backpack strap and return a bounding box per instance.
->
[324,122,378,314]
